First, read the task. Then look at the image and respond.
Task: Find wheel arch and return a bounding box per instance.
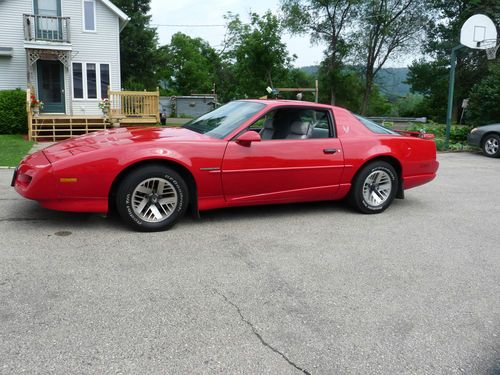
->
[351,155,404,199]
[108,159,199,218]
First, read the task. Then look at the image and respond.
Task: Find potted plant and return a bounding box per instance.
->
[30,95,44,117]
[98,98,111,116]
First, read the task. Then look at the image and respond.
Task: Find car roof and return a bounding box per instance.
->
[241,99,336,110]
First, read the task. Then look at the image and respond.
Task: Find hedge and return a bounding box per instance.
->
[0,89,28,134]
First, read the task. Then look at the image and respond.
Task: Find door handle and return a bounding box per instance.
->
[323,148,337,154]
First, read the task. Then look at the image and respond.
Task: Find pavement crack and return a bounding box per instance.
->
[214,289,311,375]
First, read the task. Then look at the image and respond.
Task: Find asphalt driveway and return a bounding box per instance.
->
[0,152,499,374]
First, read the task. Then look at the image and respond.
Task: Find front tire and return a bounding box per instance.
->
[116,165,189,231]
[482,134,500,158]
[349,161,398,214]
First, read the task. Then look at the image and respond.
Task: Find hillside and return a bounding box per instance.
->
[299,66,410,99]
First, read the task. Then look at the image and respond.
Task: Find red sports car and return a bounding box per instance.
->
[13,100,439,231]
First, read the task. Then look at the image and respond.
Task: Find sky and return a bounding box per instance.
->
[149,0,326,68]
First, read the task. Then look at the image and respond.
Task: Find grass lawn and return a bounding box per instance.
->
[0,135,34,167]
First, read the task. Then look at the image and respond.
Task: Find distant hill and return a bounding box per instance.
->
[299,65,410,99]
[374,68,410,99]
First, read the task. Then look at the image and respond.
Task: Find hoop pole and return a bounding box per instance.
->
[445,44,465,149]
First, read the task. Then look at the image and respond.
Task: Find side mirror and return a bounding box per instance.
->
[236,130,261,146]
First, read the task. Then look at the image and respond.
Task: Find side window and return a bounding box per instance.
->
[248,110,275,132]
[249,108,332,140]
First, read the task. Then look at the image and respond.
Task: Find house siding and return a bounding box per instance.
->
[0,0,123,115]
[0,0,32,91]
[63,0,121,115]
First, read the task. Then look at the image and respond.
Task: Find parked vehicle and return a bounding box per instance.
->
[467,124,500,158]
[13,100,439,231]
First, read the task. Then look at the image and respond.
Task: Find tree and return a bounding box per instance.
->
[110,0,158,89]
[281,0,359,104]
[407,0,499,122]
[352,0,428,115]
[467,63,500,125]
[224,12,294,98]
[157,33,219,96]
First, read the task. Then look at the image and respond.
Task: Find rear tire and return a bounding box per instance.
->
[482,134,500,158]
[116,165,189,231]
[349,161,398,214]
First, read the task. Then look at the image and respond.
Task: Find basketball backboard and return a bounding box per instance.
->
[460,14,497,49]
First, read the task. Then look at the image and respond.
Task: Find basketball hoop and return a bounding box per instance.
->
[482,39,500,60]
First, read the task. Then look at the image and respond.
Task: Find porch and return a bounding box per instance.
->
[27,87,160,141]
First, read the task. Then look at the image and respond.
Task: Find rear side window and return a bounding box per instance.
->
[355,115,399,135]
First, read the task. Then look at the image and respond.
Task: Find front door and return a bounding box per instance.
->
[37,60,65,113]
[221,107,345,204]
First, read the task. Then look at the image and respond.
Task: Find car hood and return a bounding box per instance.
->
[475,123,500,132]
[42,126,212,163]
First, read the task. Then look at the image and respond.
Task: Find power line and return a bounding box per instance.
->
[152,24,226,27]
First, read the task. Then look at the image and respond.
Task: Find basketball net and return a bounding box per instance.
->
[482,39,500,60]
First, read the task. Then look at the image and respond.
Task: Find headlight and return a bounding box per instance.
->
[470,128,478,134]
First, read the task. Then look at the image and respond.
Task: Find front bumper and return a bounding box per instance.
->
[13,151,57,201]
[467,131,482,147]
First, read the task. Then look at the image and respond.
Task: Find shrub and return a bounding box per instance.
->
[0,89,28,134]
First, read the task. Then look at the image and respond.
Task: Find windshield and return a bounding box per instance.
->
[355,115,399,135]
[183,101,266,139]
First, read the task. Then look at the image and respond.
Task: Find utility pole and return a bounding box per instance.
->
[445,44,465,149]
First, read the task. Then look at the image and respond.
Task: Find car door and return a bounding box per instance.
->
[221,107,345,205]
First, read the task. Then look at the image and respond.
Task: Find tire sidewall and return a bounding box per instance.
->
[352,162,398,214]
[117,166,189,231]
[482,134,500,158]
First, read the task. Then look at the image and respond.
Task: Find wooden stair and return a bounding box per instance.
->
[31,116,111,142]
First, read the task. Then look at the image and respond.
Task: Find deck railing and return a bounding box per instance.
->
[108,89,160,123]
[26,86,33,141]
[23,14,71,43]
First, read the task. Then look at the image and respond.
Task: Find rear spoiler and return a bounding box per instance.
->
[394,129,435,140]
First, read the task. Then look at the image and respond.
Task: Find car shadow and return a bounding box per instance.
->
[5,198,359,231]
[195,199,355,224]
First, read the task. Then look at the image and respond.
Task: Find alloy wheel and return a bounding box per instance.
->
[131,177,178,222]
[362,170,393,207]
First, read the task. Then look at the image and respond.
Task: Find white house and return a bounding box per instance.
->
[0,0,129,115]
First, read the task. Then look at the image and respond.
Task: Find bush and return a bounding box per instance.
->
[406,122,473,151]
[0,90,28,134]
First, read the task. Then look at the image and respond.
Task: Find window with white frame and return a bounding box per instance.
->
[83,0,96,32]
[72,62,110,100]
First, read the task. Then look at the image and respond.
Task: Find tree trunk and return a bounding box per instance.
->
[361,69,373,115]
[330,87,336,105]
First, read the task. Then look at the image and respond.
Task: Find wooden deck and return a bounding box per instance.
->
[27,88,160,141]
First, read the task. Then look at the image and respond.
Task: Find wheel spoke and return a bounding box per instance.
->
[136,185,153,195]
[135,197,149,214]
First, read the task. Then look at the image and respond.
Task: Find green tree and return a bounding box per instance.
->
[110,0,159,89]
[467,63,500,125]
[281,0,359,104]
[407,0,499,122]
[157,33,219,96]
[225,12,294,98]
[352,0,428,115]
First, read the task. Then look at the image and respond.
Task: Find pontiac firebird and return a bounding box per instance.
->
[13,100,439,231]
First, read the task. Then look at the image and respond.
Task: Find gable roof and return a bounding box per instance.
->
[99,0,130,31]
